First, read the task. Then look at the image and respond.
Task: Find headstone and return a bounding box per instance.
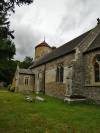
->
[35,96,45,102]
[25,96,33,102]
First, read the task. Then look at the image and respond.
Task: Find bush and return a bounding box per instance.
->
[10,86,15,92]
[8,84,15,92]
[8,84,11,91]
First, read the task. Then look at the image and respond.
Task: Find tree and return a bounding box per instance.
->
[0,0,33,85]
[20,56,33,69]
[0,39,16,60]
[0,60,18,85]
[0,39,16,85]
[0,0,33,39]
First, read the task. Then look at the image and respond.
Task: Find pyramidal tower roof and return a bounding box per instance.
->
[35,40,51,48]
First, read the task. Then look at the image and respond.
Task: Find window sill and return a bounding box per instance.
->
[84,84,100,87]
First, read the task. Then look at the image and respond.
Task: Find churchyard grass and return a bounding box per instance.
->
[0,89,100,133]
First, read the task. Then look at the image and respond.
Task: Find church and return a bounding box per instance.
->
[12,19,100,103]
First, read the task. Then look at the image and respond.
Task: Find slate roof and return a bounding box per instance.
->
[29,24,100,69]
[30,30,90,68]
[19,69,34,75]
[84,32,100,53]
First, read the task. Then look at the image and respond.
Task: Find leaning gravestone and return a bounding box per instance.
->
[25,96,33,102]
[35,96,45,102]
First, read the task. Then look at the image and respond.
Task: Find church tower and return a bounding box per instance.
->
[35,40,52,61]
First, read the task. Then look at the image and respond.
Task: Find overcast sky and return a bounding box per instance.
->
[10,0,100,61]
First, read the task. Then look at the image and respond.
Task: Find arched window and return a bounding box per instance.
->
[56,65,64,82]
[94,55,100,82]
[56,66,59,82]
[60,66,64,82]
[94,62,99,82]
[24,77,29,85]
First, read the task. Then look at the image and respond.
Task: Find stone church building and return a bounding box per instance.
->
[12,19,100,102]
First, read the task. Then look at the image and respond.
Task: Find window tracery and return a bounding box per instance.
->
[94,55,100,82]
[56,64,64,82]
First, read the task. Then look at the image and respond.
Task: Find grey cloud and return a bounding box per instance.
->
[9,0,100,60]
[9,4,43,61]
[13,24,42,60]
[59,0,100,34]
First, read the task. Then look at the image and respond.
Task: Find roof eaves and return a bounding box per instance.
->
[19,72,34,75]
[31,50,75,69]
[83,47,100,55]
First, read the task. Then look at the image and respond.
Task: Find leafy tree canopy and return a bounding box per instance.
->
[0,39,16,60]
[0,0,33,85]
[19,56,33,69]
[0,0,33,39]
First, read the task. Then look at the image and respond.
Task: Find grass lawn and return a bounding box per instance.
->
[0,89,100,133]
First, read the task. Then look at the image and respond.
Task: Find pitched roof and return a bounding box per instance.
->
[30,30,90,68]
[19,69,34,75]
[35,40,51,48]
[84,32,100,53]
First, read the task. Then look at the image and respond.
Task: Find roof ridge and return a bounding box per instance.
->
[77,24,100,52]
[84,30,100,53]
[58,30,91,49]
[30,26,96,69]
[39,30,91,57]
[19,68,34,75]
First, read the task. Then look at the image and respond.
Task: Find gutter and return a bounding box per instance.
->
[30,50,75,69]
[83,47,100,55]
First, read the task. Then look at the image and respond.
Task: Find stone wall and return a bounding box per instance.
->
[45,53,75,83]
[45,82,66,99]
[35,46,52,61]
[83,50,100,101]
[70,50,100,101]
[15,74,34,93]
[32,65,45,92]
[83,50,100,86]
[45,53,75,99]
[31,49,100,102]
[71,56,84,96]
[31,53,75,98]
[83,86,100,103]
